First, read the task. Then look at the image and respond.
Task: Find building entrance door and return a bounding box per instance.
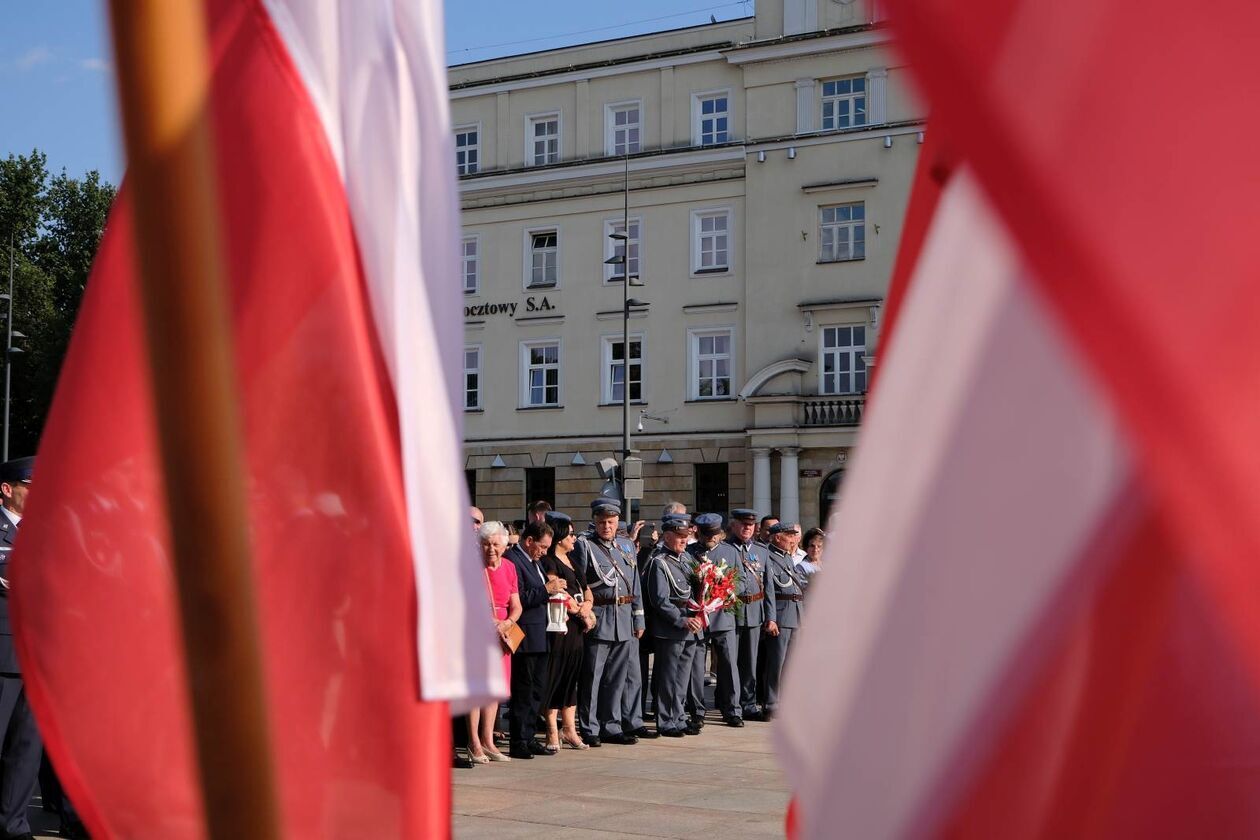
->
[819,469,845,528]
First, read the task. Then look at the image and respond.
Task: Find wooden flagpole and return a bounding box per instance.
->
[104,1,280,836]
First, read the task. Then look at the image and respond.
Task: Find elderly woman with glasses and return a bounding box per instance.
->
[467,520,522,764]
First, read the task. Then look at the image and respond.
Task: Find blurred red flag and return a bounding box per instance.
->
[9,0,501,836]
[777,1,1260,837]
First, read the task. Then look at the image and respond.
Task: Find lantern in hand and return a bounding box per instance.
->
[546,591,570,633]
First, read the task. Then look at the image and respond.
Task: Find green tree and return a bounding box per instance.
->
[0,150,116,456]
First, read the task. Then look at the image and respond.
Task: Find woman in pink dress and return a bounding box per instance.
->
[469,521,521,763]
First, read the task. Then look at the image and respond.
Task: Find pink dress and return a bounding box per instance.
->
[485,561,518,683]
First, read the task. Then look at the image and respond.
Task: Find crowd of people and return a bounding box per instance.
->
[457,497,826,766]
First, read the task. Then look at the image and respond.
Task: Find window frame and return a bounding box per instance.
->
[820,75,868,131]
[692,89,732,147]
[461,233,480,295]
[690,207,733,276]
[818,202,867,263]
[522,224,562,291]
[601,332,646,405]
[818,324,868,396]
[603,216,642,284]
[519,338,564,408]
[454,123,481,176]
[463,344,482,410]
[525,111,562,167]
[687,326,736,401]
[605,100,643,157]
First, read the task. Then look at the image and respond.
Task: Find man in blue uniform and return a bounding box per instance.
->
[0,457,45,840]
[573,498,645,746]
[643,515,704,737]
[762,522,805,720]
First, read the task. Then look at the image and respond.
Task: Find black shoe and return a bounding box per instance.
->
[689,716,706,729]
[4,834,35,840]
[744,710,765,722]
[631,726,659,739]
[604,732,639,745]
[659,728,685,738]
[761,710,775,722]
[453,753,476,769]
[582,735,602,748]
[61,823,90,840]
[527,740,555,756]
[683,724,702,736]
[508,745,535,760]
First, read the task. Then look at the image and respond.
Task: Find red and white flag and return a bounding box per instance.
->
[10,0,501,836]
[778,0,1260,836]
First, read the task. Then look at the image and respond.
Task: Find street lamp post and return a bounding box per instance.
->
[3,232,13,461]
[606,154,645,517]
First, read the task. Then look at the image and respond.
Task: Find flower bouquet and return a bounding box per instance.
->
[686,555,739,629]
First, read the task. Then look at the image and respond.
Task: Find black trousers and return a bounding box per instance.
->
[0,676,40,837]
[509,651,548,749]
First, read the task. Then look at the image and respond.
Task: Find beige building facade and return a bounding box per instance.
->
[453,0,922,529]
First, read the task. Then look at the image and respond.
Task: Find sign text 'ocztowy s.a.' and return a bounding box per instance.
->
[464,296,555,318]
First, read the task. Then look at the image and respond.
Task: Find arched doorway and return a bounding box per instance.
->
[819,469,845,528]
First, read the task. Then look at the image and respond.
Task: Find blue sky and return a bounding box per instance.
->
[0,0,755,184]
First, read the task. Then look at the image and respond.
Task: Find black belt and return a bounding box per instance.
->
[778,594,802,602]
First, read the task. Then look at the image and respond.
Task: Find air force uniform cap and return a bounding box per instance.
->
[544,511,573,528]
[694,513,723,537]
[590,497,621,516]
[729,508,758,521]
[768,521,798,535]
[661,513,693,533]
[0,457,34,485]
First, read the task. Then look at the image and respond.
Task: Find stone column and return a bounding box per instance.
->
[751,448,772,517]
[778,447,800,525]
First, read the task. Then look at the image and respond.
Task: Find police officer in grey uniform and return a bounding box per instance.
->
[643,515,704,737]
[573,498,645,746]
[683,513,724,729]
[691,512,748,727]
[717,508,772,721]
[762,522,805,720]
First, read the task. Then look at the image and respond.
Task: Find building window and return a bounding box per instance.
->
[461,235,479,294]
[820,203,866,262]
[454,125,479,175]
[522,340,561,407]
[690,329,733,400]
[821,77,867,130]
[528,114,560,166]
[526,228,559,288]
[464,345,481,410]
[692,209,731,274]
[605,217,641,282]
[602,335,643,403]
[695,92,729,146]
[821,325,867,395]
[695,463,729,514]
[607,102,641,156]
[524,467,556,516]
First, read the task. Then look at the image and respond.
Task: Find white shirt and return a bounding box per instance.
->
[0,507,20,527]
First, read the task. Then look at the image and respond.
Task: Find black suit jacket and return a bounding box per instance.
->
[505,543,550,654]
[0,512,20,674]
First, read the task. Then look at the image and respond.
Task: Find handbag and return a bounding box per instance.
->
[500,620,525,654]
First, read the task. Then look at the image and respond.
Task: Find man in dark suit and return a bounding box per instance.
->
[0,457,45,840]
[505,520,565,759]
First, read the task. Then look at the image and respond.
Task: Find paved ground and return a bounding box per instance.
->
[452,716,790,839]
